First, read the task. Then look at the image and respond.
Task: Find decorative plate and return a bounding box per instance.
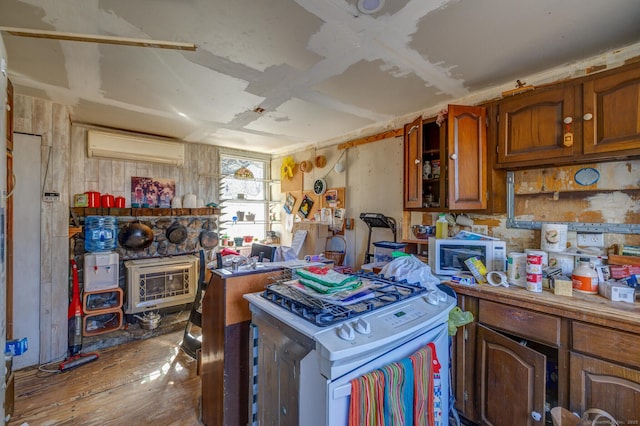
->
[313,178,327,195]
[574,167,600,186]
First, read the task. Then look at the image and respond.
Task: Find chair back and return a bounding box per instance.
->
[250,243,277,262]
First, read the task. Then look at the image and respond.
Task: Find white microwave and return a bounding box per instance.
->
[428,238,507,276]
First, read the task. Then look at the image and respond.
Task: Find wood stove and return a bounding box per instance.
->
[124,255,199,314]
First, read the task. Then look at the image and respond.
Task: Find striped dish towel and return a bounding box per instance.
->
[410,345,434,426]
[382,358,414,426]
[349,369,385,426]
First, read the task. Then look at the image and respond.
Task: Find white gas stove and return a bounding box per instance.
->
[245,272,455,425]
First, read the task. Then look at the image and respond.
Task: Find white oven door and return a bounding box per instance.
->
[325,323,449,426]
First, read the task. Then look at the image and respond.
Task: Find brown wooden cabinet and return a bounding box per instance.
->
[582,63,640,156]
[496,62,640,169]
[450,284,640,426]
[497,84,577,166]
[403,105,490,211]
[476,324,546,426]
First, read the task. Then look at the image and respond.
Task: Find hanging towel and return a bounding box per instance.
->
[349,369,385,426]
[428,343,443,426]
[382,358,414,426]
[410,345,434,426]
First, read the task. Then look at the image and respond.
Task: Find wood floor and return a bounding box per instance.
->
[8,330,202,426]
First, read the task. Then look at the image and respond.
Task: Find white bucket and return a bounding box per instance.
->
[540,223,568,252]
[507,252,527,287]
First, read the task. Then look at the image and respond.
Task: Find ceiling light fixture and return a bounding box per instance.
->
[0,26,196,51]
[357,0,385,14]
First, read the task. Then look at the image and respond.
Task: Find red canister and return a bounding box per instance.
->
[101,194,115,208]
[85,191,101,208]
[115,196,126,208]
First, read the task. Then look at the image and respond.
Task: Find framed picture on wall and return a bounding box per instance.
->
[283,192,296,214]
[131,176,176,208]
[298,194,314,219]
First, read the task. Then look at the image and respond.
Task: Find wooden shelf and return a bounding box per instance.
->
[71,207,220,217]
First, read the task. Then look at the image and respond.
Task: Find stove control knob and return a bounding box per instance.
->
[354,318,371,335]
[338,323,355,341]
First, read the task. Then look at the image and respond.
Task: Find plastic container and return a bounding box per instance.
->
[82,309,123,337]
[84,216,118,252]
[572,257,599,294]
[373,241,407,263]
[83,288,123,313]
[436,214,449,239]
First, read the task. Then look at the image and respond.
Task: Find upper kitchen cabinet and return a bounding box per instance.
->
[497,84,577,167]
[582,62,640,156]
[496,61,640,169]
[404,105,492,211]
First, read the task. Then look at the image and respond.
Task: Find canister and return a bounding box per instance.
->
[85,191,101,208]
[115,196,126,208]
[540,223,568,252]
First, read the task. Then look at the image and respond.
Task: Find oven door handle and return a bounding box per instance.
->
[333,383,351,399]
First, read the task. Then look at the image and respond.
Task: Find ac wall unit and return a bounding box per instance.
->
[87,130,185,166]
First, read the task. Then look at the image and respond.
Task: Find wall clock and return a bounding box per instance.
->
[313,178,327,195]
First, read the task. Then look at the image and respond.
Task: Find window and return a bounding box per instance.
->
[219,154,270,245]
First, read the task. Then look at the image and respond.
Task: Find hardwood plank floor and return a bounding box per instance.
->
[8,330,202,426]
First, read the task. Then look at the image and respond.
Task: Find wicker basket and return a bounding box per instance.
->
[324,235,346,265]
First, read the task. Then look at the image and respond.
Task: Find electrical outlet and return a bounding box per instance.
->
[577,232,604,247]
[472,225,488,235]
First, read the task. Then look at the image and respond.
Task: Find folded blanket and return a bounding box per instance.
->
[297,267,357,287]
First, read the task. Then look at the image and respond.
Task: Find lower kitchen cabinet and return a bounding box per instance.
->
[476,324,547,426]
[449,284,640,426]
[569,352,640,420]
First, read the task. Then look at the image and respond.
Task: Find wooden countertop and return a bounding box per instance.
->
[447,282,640,334]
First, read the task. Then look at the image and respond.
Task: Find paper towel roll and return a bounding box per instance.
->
[507,252,527,287]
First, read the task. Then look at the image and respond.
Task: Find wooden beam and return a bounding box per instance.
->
[0,27,197,51]
[337,128,403,150]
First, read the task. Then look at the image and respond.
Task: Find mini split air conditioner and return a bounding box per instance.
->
[87,130,185,166]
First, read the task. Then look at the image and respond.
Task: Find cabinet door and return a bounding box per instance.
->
[476,324,546,426]
[583,64,640,155]
[569,352,640,422]
[497,86,576,167]
[403,116,423,208]
[447,105,487,210]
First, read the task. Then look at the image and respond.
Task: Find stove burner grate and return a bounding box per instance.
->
[261,271,427,327]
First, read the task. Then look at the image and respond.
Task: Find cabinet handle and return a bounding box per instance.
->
[414,159,421,165]
[531,411,542,422]
[583,113,593,121]
[563,117,573,124]
[449,153,457,160]
[5,103,10,112]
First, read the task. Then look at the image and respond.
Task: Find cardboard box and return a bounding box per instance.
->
[5,338,28,356]
[599,280,635,303]
[550,275,573,296]
[291,222,332,258]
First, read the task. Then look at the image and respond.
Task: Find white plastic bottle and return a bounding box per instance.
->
[572,258,599,294]
[436,214,448,239]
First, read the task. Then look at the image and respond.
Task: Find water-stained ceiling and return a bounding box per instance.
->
[1,0,640,154]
